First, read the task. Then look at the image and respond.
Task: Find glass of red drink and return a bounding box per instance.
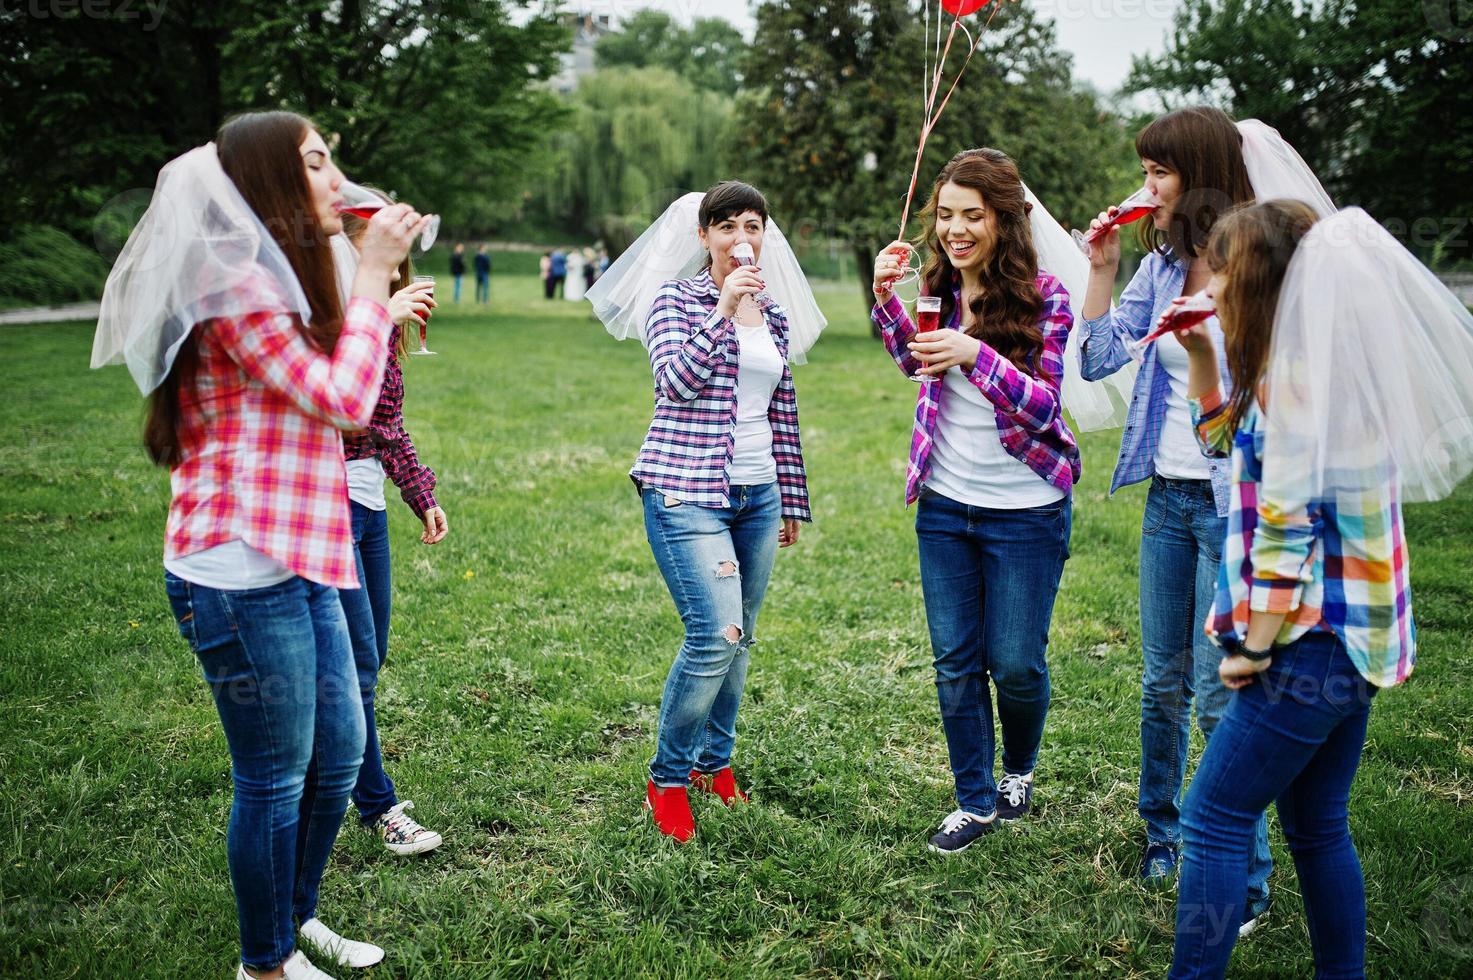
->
[337,180,441,252]
[1128,290,1216,361]
[911,295,943,383]
[730,242,772,309]
[409,275,437,355]
[1072,186,1162,257]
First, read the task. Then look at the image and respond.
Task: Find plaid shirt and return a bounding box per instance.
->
[165,278,392,590]
[1193,388,1415,688]
[871,273,1081,506]
[629,271,811,521]
[1080,250,1232,516]
[343,324,438,518]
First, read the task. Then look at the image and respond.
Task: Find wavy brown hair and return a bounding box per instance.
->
[1135,106,1255,260]
[145,110,345,466]
[1204,199,1320,431]
[914,148,1045,378]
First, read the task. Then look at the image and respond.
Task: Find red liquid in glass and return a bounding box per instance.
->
[1085,192,1160,243]
[916,310,940,333]
[339,204,383,220]
[1140,303,1215,346]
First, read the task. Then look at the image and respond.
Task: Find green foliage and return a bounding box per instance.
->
[532,67,733,240]
[0,225,111,305]
[6,276,1473,975]
[595,10,748,95]
[0,1,570,245]
[737,0,1137,310]
[1127,0,1473,262]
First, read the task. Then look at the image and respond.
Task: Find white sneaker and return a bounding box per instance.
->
[370,800,443,856]
[298,918,385,969]
[235,950,339,979]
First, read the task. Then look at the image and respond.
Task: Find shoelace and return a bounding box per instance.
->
[937,809,976,835]
[998,774,1029,807]
[383,800,427,838]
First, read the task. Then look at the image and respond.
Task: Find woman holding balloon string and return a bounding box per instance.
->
[1075,106,1335,915]
[871,148,1079,855]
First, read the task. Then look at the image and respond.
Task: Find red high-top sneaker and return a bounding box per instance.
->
[689,767,749,805]
[645,780,695,842]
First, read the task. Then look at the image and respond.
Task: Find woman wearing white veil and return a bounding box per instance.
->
[1073,107,1333,906]
[587,182,818,842]
[92,111,427,980]
[1167,200,1472,978]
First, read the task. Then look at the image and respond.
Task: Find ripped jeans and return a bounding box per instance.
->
[643,482,781,787]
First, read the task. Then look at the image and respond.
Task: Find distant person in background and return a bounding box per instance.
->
[541,251,553,300]
[598,248,610,277]
[582,246,598,292]
[549,247,568,299]
[564,248,587,302]
[474,244,491,304]
[449,243,466,303]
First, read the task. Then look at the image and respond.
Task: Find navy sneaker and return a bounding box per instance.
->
[927,808,996,854]
[1239,895,1272,938]
[1140,842,1178,887]
[996,773,1033,821]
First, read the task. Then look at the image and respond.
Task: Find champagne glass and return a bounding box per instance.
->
[409,275,437,355]
[730,242,772,309]
[1072,187,1162,257]
[1127,290,1216,362]
[338,180,441,252]
[911,295,943,383]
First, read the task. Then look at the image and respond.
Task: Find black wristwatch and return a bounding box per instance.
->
[1239,642,1275,662]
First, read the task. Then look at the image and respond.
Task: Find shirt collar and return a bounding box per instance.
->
[692,269,720,299]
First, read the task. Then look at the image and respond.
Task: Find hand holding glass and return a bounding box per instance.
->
[911,295,943,383]
[338,180,441,252]
[410,275,437,355]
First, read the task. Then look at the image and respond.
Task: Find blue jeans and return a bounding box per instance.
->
[1170,632,1376,979]
[1139,476,1271,900]
[453,274,463,303]
[164,572,366,972]
[475,274,489,304]
[915,489,1071,816]
[644,483,781,786]
[341,502,398,822]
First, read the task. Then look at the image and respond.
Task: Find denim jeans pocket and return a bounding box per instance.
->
[1141,481,1169,536]
[163,573,197,650]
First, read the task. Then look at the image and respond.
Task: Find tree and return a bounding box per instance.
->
[532,66,733,241]
[736,0,1136,317]
[1127,0,1473,263]
[0,0,569,245]
[595,10,748,96]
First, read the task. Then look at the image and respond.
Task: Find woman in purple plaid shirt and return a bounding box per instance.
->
[871,149,1078,855]
[633,182,811,843]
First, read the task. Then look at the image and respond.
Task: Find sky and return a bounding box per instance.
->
[580,0,1183,94]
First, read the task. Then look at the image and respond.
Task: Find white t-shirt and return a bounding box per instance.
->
[1152,333,1214,481]
[346,457,388,511]
[165,539,294,591]
[924,366,1068,509]
[727,322,783,487]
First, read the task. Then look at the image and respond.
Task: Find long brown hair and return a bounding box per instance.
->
[914,148,1045,377]
[341,186,414,361]
[1135,106,1255,261]
[1204,199,1319,431]
[145,111,345,466]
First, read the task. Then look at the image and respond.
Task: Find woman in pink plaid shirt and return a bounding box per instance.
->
[122,112,427,980]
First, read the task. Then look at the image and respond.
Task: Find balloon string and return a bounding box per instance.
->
[897,3,1008,243]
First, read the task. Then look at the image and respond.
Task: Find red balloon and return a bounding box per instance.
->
[941,0,993,14]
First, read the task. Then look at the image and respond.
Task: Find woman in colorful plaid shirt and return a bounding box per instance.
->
[1167,200,1439,978]
[121,112,426,980]
[634,182,811,843]
[870,149,1078,855]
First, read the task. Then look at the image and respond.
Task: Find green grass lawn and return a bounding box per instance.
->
[4,274,1473,978]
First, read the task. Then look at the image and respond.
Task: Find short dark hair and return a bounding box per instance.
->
[699,181,769,229]
[1135,106,1254,260]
